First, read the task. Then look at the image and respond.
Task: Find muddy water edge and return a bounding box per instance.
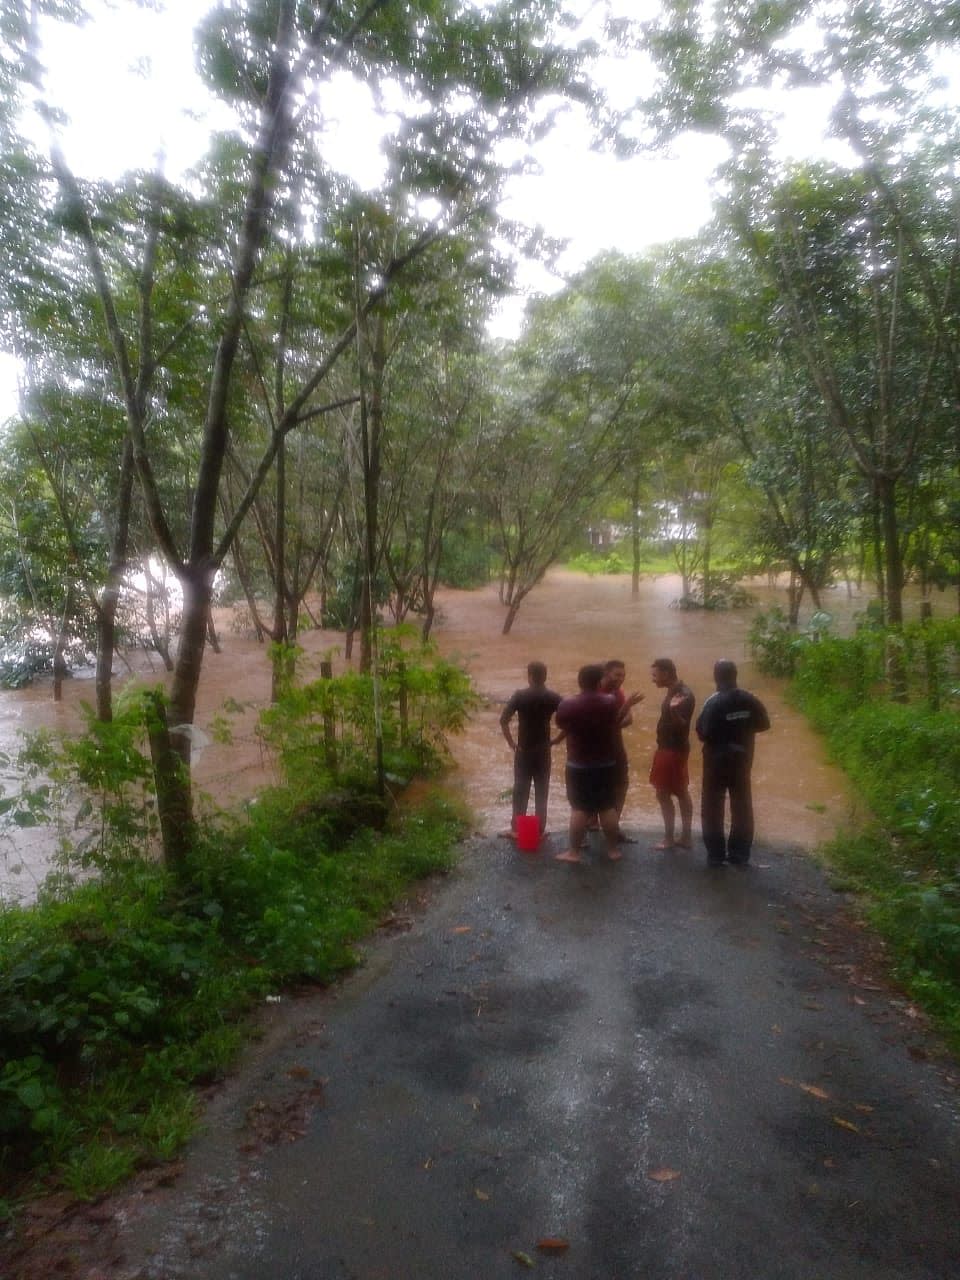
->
[1,570,904,902]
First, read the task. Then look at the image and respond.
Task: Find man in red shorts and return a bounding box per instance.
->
[554,664,642,864]
[649,657,695,850]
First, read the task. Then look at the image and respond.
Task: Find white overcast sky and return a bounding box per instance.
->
[0,0,853,414]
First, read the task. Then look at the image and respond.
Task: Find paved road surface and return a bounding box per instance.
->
[37,832,960,1279]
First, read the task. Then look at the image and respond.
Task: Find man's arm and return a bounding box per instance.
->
[668,688,694,725]
[752,696,771,733]
[619,691,644,726]
[500,696,518,750]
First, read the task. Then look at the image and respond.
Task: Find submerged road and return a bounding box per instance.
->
[62,833,960,1279]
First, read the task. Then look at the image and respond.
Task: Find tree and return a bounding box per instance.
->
[3,0,606,865]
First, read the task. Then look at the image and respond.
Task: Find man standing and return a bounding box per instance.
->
[554,664,642,863]
[600,659,642,840]
[500,661,563,837]
[696,659,771,867]
[649,657,695,850]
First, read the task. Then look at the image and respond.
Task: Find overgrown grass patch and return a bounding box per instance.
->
[0,791,465,1208]
[780,622,960,1050]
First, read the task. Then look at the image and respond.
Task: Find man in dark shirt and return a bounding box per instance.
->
[649,657,695,850]
[500,661,563,838]
[696,659,771,867]
[600,659,642,840]
[554,663,643,864]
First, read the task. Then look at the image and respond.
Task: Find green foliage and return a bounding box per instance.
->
[0,795,465,1200]
[258,628,479,793]
[2,696,158,873]
[671,572,755,611]
[749,606,835,676]
[0,634,471,1200]
[438,528,493,588]
[788,618,960,1043]
[567,549,627,576]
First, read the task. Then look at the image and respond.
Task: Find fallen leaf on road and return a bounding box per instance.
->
[451,925,473,934]
[648,1168,681,1182]
[823,1157,836,1168]
[802,999,824,1011]
[537,1238,570,1253]
[854,1104,875,1114]
[832,1116,860,1133]
[512,1250,536,1268]
[286,1065,311,1080]
[778,1076,831,1100]
[801,1083,830,1100]
[475,1189,490,1201]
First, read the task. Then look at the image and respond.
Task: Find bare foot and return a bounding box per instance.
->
[555,850,584,863]
[653,839,675,850]
[606,848,623,861]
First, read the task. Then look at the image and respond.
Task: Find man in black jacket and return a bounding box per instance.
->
[695,660,771,867]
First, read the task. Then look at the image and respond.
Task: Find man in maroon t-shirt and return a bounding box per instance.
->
[555,664,643,864]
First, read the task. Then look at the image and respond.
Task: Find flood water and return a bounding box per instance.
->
[2,568,931,903]
[430,570,856,848]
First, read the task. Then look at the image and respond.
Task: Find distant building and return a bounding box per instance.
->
[586,521,627,549]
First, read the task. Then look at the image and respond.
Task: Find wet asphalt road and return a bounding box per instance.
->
[105,831,958,1280]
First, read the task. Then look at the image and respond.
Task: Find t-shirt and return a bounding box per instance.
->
[602,685,628,763]
[696,688,770,760]
[502,685,563,751]
[656,681,695,753]
[555,691,620,767]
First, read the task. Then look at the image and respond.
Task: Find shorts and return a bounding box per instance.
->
[613,750,629,787]
[566,762,617,813]
[649,748,689,796]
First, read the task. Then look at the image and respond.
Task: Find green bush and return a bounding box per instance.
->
[0,641,475,1201]
[258,628,479,793]
[788,620,960,1043]
[0,797,464,1199]
[567,548,627,576]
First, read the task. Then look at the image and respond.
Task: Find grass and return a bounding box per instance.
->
[0,788,465,1211]
[780,623,960,1052]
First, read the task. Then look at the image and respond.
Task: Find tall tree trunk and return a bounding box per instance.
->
[271,431,289,702]
[144,560,175,671]
[52,585,73,702]
[871,487,887,623]
[359,313,385,674]
[95,438,135,721]
[150,568,213,869]
[877,473,904,626]
[631,469,641,601]
[502,601,521,635]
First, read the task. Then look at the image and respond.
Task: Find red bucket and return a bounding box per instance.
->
[515,815,540,852]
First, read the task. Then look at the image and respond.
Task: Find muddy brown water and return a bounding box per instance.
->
[0,569,909,902]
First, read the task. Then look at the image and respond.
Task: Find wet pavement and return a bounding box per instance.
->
[67,828,959,1280]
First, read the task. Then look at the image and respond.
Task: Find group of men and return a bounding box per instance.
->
[499,657,770,867]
